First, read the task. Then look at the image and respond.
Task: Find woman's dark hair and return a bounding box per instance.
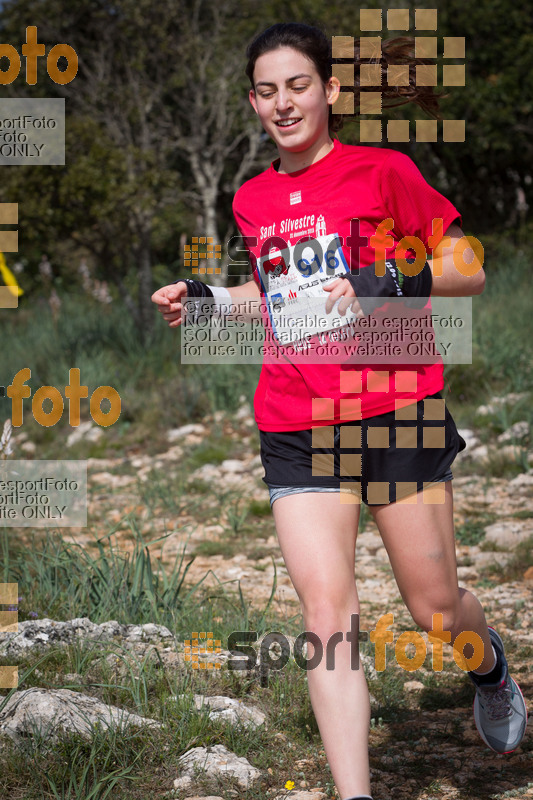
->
[245,22,443,133]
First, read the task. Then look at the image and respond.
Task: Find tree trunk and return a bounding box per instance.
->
[135,228,154,341]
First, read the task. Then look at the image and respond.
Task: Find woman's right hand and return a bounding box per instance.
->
[151,281,188,327]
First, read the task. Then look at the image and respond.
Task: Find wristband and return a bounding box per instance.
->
[173,279,232,321]
[341,258,432,315]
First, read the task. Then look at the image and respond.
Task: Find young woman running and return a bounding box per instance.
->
[152,23,527,800]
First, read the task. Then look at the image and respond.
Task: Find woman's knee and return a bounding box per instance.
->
[300,597,360,641]
[408,596,462,634]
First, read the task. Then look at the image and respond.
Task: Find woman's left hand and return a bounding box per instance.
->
[323,278,365,317]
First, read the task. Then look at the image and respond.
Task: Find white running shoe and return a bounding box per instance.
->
[470,627,528,754]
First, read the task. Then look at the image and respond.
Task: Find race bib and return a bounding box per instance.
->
[257,233,358,345]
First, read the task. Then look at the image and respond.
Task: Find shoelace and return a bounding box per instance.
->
[478,680,512,721]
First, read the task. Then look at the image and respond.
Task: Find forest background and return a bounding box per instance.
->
[0,0,531,445]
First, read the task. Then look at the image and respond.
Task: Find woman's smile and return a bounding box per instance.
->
[249,46,339,172]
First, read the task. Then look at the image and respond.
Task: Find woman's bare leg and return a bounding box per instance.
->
[369,482,494,671]
[272,492,371,798]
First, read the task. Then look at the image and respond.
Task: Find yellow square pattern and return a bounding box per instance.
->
[360,120,382,142]
[0,583,18,603]
[415,37,437,59]
[387,120,410,142]
[387,9,410,30]
[360,64,382,86]
[443,65,465,86]
[360,37,382,58]
[360,92,382,114]
[339,453,362,477]
[332,36,354,58]
[443,37,465,58]
[395,401,418,420]
[395,371,418,393]
[340,483,362,503]
[443,120,465,142]
[387,65,410,86]
[340,370,363,394]
[367,427,389,448]
[423,482,446,504]
[0,286,19,308]
[0,231,18,252]
[340,453,362,476]
[312,425,335,448]
[333,92,354,114]
[415,64,437,86]
[339,397,362,420]
[0,203,18,224]
[312,398,334,421]
[0,666,18,688]
[416,119,438,142]
[424,397,445,419]
[312,453,335,476]
[367,482,390,504]
[396,427,418,448]
[415,9,438,30]
[359,10,382,31]
[340,425,362,448]
[0,611,18,633]
[367,370,390,393]
[395,483,419,503]
[333,64,354,85]
[423,426,445,449]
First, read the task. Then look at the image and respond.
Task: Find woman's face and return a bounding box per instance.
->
[249,46,339,159]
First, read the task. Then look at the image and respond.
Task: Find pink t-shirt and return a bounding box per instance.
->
[232,139,461,432]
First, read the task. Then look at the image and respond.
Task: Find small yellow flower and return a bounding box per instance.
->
[285,780,295,791]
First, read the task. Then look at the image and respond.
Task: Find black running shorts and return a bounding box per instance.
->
[259,392,466,506]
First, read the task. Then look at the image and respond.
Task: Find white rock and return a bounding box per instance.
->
[173,694,266,728]
[234,403,253,421]
[484,521,533,549]
[457,565,479,581]
[89,471,135,488]
[360,652,378,682]
[472,552,513,569]
[468,445,489,462]
[172,775,193,792]
[167,423,206,442]
[509,473,533,489]
[357,532,383,554]
[0,617,173,659]
[273,793,327,800]
[20,440,36,454]
[0,688,161,744]
[220,459,246,474]
[497,421,530,444]
[130,455,152,469]
[476,393,529,416]
[499,444,526,461]
[175,743,260,790]
[157,445,184,462]
[404,680,425,692]
[186,797,224,800]
[191,464,220,483]
[66,421,104,448]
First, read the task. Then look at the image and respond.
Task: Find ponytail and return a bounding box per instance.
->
[331,36,444,132]
[245,24,445,134]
